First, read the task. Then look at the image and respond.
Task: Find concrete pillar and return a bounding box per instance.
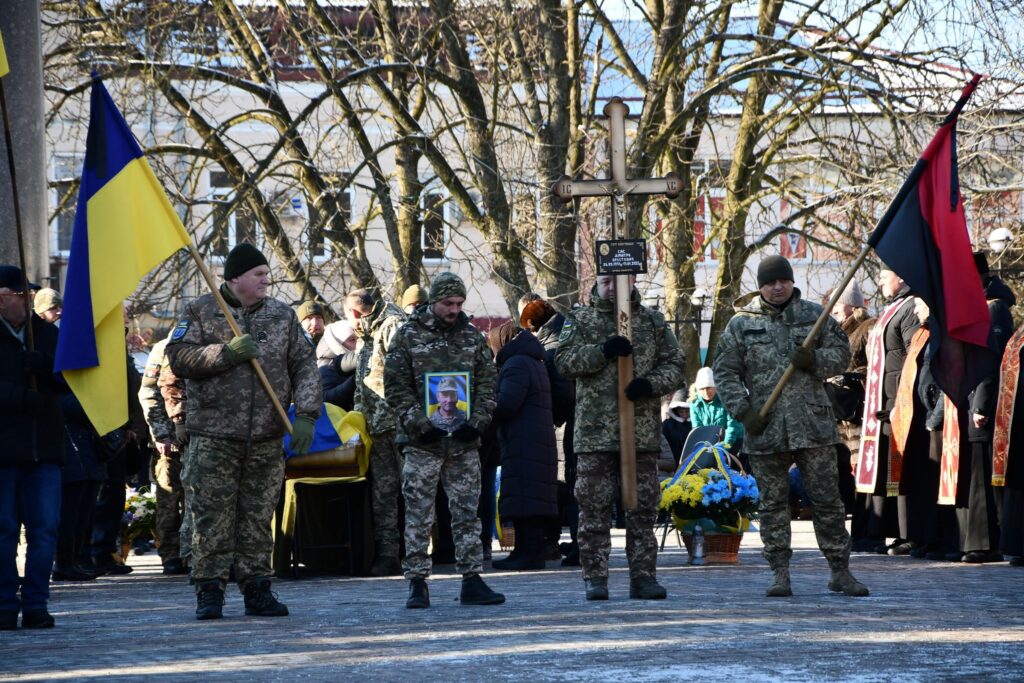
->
[0,2,48,283]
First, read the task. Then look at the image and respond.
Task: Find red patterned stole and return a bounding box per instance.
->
[856,297,914,493]
[993,324,1024,486]
[889,327,930,494]
[938,396,961,505]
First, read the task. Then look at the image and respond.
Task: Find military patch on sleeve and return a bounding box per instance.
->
[557,318,574,342]
[169,320,189,343]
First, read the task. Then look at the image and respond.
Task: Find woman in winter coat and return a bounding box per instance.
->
[487,322,558,570]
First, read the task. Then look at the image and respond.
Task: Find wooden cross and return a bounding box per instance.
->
[552,96,680,510]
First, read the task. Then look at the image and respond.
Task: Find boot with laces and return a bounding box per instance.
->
[242,578,289,617]
[195,579,225,620]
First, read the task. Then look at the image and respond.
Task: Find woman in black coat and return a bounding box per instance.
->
[487,323,558,570]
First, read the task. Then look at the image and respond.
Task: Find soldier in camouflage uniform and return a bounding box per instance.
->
[712,255,869,597]
[555,275,684,601]
[383,272,505,609]
[346,288,407,576]
[158,354,192,567]
[166,243,321,620]
[137,335,188,575]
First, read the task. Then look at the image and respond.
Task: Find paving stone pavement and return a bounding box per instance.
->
[2,521,1023,682]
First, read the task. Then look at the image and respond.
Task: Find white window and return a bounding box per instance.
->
[209,171,259,258]
[307,174,354,262]
[50,155,82,257]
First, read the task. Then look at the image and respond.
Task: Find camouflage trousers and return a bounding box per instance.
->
[181,435,284,589]
[748,446,851,571]
[401,445,483,579]
[575,450,660,581]
[179,440,193,563]
[370,431,405,558]
[153,449,184,562]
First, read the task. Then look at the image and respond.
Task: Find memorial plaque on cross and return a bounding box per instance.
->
[552,96,680,510]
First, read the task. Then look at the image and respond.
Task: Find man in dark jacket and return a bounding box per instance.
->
[0,265,63,630]
[958,253,1016,562]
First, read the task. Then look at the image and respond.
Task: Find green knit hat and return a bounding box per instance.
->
[756,255,794,287]
[429,272,467,303]
[224,243,269,280]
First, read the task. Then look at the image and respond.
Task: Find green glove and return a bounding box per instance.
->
[290,415,317,455]
[225,334,259,365]
[789,346,815,371]
[740,406,770,436]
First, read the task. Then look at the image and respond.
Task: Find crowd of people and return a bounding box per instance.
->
[3,243,1024,629]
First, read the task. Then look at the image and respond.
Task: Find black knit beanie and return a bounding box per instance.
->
[224,243,269,280]
[757,255,795,287]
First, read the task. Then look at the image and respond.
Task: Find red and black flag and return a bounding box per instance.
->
[868,75,992,404]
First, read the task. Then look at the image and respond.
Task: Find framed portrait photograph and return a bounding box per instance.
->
[425,371,471,432]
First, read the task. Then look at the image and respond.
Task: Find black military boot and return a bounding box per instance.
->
[629,576,667,600]
[195,580,225,620]
[584,577,609,601]
[459,573,505,605]
[406,578,430,609]
[242,578,289,617]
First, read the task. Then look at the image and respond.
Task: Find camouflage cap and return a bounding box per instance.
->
[436,375,460,394]
[33,287,62,314]
[428,272,467,303]
[297,300,324,321]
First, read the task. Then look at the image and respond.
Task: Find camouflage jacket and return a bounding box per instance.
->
[554,287,684,454]
[353,299,405,435]
[158,363,186,424]
[138,337,174,443]
[166,286,322,440]
[383,306,497,455]
[712,290,850,455]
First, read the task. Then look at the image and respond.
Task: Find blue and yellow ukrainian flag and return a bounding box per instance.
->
[54,76,191,435]
[0,30,9,78]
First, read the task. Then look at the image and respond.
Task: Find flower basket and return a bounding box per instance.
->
[659,442,758,565]
[681,532,743,564]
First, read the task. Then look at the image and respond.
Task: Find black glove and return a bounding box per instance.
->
[417,426,447,445]
[451,424,481,442]
[23,350,51,377]
[174,422,188,447]
[789,346,815,371]
[624,377,654,401]
[601,335,633,359]
[875,409,890,424]
[740,406,769,436]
